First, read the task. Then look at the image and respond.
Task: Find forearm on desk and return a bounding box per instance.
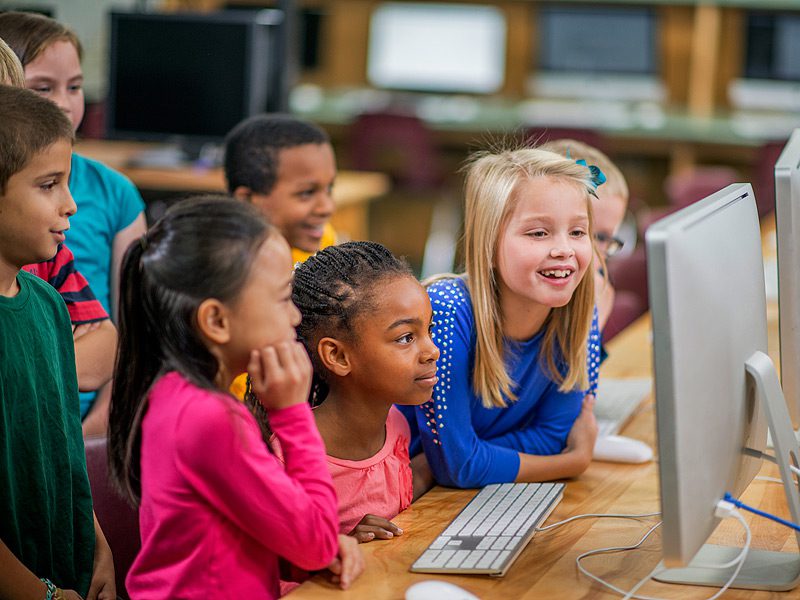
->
[515,449,591,483]
[0,539,48,600]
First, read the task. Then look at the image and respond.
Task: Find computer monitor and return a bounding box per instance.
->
[776,129,800,429]
[106,10,284,146]
[532,3,663,102]
[366,2,506,94]
[729,11,800,111]
[647,183,800,590]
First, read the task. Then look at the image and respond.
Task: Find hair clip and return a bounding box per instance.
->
[575,158,607,190]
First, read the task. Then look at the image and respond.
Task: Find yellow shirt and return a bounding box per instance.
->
[230,222,337,400]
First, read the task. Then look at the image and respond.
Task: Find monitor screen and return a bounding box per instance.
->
[745,12,800,82]
[366,2,506,94]
[107,10,283,142]
[538,4,657,75]
[647,184,776,586]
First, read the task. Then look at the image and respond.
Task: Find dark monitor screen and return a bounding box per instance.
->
[745,12,800,81]
[538,4,657,75]
[107,10,282,142]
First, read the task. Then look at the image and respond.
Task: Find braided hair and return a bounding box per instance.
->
[292,241,412,405]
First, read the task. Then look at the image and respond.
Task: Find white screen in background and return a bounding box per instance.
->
[367,3,506,93]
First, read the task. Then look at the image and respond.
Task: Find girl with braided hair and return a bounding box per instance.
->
[292,241,440,543]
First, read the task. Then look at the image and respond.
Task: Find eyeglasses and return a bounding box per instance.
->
[594,232,625,258]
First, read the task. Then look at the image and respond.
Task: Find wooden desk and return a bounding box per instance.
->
[74,140,390,242]
[293,287,796,598]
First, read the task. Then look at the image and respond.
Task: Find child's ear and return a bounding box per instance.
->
[232,185,253,203]
[196,299,231,344]
[317,337,351,376]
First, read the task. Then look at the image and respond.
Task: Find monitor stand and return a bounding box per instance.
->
[655,351,800,591]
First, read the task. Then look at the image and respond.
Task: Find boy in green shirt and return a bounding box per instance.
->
[0,86,115,599]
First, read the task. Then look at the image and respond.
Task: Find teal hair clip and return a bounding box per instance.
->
[575,158,607,190]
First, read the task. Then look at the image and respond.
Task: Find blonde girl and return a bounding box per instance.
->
[400,147,602,487]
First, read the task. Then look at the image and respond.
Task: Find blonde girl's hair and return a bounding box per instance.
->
[463,147,596,409]
[540,138,629,203]
[0,38,24,87]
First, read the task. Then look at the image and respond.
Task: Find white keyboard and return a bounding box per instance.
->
[410,482,563,576]
[595,378,652,437]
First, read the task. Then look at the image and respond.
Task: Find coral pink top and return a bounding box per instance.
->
[326,406,414,534]
[127,372,338,599]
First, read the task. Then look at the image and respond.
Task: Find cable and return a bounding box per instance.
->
[535,511,661,533]
[576,521,663,600]
[577,501,752,600]
[724,492,800,532]
[755,475,784,484]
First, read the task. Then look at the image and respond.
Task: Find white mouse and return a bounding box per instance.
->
[405,580,479,600]
[593,435,653,464]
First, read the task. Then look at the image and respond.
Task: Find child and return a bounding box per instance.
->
[224,113,337,398]
[401,147,602,488]
[0,85,115,600]
[0,11,147,425]
[107,196,362,598]
[541,139,629,331]
[224,113,337,264]
[1,30,117,434]
[0,37,24,86]
[292,241,440,541]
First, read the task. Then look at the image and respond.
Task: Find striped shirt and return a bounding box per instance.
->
[22,244,108,325]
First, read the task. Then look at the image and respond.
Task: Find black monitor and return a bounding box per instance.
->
[106,10,284,146]
[744,11,800,82]
[537,4,658,76]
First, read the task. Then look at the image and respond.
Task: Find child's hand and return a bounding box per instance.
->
[349,514,403,543]
[327,534,364,590]
[87,520,116,600]
[565,395,598,465]
[248,341,312,411]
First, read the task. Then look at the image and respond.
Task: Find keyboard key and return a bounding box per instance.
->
[445,550,472,569]
[475,550,500,569]
[429,536,450,550]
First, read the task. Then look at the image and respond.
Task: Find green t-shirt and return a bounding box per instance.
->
[0,270,95,595]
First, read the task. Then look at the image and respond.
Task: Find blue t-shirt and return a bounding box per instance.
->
[67,153,145,417]
[399,277,601,488]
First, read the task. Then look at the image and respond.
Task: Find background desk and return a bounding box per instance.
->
[293,281,796,598]
[74,140,390,242]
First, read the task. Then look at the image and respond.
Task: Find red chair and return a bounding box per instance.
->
[664,166,739,210]
[752,139,788,218]
[525,127,608,153]
[348,111,443,191]
[607,245,649,313]
[603,290,646,342]
[84,436,140,600]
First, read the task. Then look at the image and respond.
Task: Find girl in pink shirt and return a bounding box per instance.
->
[107,196,363,599]
[292,241,440,541]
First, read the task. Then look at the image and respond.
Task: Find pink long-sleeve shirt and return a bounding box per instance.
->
[126,371,338,599]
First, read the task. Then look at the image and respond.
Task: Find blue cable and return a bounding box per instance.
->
[724,492,800,532]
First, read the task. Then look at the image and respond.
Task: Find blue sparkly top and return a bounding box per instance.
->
[399,277,601,488]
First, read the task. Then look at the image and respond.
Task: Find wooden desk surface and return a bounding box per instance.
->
[294,280,796,597]
[74,140,390,208]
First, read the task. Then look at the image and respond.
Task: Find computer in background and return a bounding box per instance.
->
[366,2,506,95]
[646,183,800,590]
[106,10,284,164]
[775,129,800,431]
[593,377,651,438]
[530,3,665,103]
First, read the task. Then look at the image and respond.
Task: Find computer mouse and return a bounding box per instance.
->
[405,580,479,600]
[593,435,653,464]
